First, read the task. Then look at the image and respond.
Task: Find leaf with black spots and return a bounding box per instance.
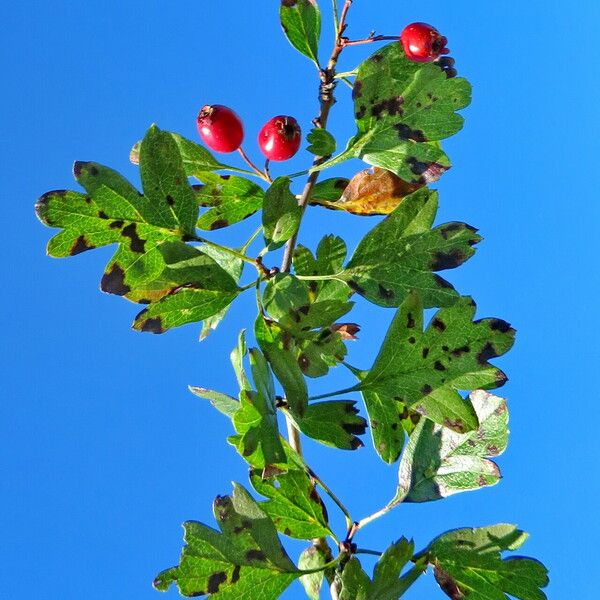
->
[36,125,200,301]
[293,234,351,304]
[358,293,514,460]
[154,483,300,598]
[263,274,353,334]
[306,128,336,156]
[421,525,549,600]
[332,542,425,600]
[133,287,239,333]
[280,0,321,65]
[340,188,481,308]
[194,172,264,231]
[228,348,287,470]
[255,317,308,417]
[250,468,332,540]
[359,386,411,464]
[131,131,245,176]
[263,177,302,248]
[396,391,509,503]
[313,167,423,216]
[287,400,367,450]
[296,327,349,378]
[298,543,332,600]
[122,241,239,305]
[314,43,471,183]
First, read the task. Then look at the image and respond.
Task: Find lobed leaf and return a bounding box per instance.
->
[228,347,287,471]
[422,525,549,600]
[397,391,509,502]
[306,128,336,156]
[154,484,300,598]
[316,43,472,183]
[341,188,481,309]
[37,126,200,298]
[194,172,264,231]
[357,293,514,462]
[198,241,248,340]
[189,386,239,418]
[287,400,367,450]
[250,468,332,540]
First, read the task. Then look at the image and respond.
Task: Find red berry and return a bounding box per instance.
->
[258,116,302,162]
[400,22,449,63]
[196,105,244,153]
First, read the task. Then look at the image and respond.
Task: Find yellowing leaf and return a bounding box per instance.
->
[312,167,423,215]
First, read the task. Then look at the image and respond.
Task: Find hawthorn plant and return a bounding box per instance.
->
[35,1,549,598]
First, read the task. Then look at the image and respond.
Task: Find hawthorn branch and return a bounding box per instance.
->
[279,2,351,274]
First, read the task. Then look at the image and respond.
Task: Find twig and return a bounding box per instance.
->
[308,467,353,530]
[237,147,270,182]
[345,35,400,46]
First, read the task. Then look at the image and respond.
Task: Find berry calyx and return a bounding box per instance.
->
[196,105,244,153]
[400,22,449,63]
[258,116,302,162]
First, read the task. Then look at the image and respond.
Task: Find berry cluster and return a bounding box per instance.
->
[197,105,301,162]
[195,23,450,162]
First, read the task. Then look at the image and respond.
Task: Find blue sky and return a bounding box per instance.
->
[2,1,598,598]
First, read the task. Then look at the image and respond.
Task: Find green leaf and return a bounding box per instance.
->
[262,177,302,248]
[250,468,332,540]
[359,387,409,464]
[370,538,426,599]
[139,125,199,234]
[131,240,239,302]
[423,525,549,600]
[263,273,353,333]
[255,316,308,417]
[189,386,240,418]
[231,330,252,392]
[397,390,509,503]
[154,483,300,598]
[333,542,426,600]
[341,188,481,308]
[316,43,471,183]
[133,286,239,333]
[359,293,514,448]
[131,244,241,333]
[288,400,367,450]
[229,348,287,470]
[293,234,351,304]
[335,558,370,600]
[279,0,321,64]
[36,125,200,300]
[306,128,336,156]
[199,241,247,340]
[195,172,264,230]
[298,543,332,600]
[310,177,350,203]
[298,327,350,378]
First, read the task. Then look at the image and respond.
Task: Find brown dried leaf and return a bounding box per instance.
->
[311,167,423,216]
[331,323,361,340]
